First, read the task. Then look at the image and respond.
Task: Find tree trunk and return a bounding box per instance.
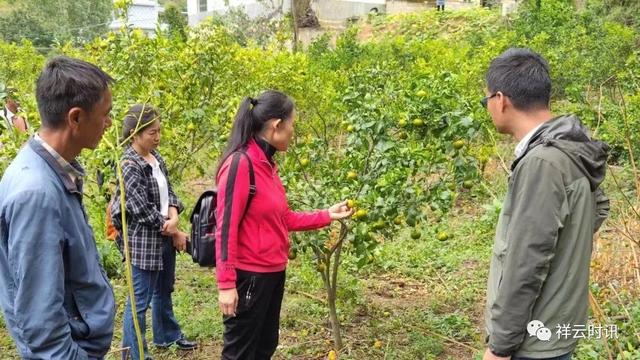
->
[321,229,346,351]
[291,0,298,52]
[327,241,344,350]
[291,0,311,52]
[327,288,343,350]
[321,262,343,350]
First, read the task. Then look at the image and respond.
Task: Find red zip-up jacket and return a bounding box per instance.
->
[215,139,331,289]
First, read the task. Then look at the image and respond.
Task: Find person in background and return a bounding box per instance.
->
[1,89,28,133]
[110,104,196,360]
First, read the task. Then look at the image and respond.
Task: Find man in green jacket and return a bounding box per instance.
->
[482,48,609,360]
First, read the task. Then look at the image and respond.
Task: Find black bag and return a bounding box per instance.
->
[187,151,256,267]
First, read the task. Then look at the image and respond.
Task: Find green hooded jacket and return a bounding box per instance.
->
[485,115,610,358]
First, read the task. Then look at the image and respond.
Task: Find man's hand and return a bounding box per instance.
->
[483,348,511,360]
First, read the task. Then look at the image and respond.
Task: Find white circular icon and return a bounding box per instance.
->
[536,327,552,341]
[527,320,545,337]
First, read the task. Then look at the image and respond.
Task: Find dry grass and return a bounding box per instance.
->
[0,0,12,15]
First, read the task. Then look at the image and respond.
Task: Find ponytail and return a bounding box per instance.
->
[216,90,294,177]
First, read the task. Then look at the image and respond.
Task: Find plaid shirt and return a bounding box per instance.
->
[111,146,183,271]
[34,134,84,183]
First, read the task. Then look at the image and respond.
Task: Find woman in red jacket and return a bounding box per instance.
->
[215,90,352,359]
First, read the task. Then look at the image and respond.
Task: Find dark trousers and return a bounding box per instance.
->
[221,270,286,360]
[437,5,445,11]
[513,352,572,360]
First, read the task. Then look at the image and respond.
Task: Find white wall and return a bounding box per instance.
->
[111,0,164,33]
[502,0,519,16]
[187,0,197,15]
[188,0,289,26]
[312,0,385,23]
[187,0,386,27]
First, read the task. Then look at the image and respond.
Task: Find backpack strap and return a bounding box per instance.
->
[202,151,257,231]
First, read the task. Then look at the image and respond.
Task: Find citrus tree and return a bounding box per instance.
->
[278,28,487,350]
[1,4,636,356]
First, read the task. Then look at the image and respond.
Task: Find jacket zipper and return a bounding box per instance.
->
[260,159,276,180]
[245,276,256,305]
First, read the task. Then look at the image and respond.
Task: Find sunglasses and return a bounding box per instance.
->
[480,93,499,108]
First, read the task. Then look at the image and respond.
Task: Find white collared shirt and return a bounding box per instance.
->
[149,157,170,217]
[1,105,15,129]
[515,123,544,158]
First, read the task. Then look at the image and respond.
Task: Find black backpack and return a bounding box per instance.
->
[187,151,256,267]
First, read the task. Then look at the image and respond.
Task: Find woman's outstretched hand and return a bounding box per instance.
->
[327,200,354,220]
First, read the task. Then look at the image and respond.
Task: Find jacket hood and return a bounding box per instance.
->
[516,115,609,191]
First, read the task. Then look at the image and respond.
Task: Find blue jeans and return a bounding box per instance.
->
[122,240,183,360]
[513,352,572,360]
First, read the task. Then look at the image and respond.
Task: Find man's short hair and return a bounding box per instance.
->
[36,56,113,128]
[485,48,551,111]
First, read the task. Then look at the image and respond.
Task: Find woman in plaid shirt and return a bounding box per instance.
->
[110,104,196,359]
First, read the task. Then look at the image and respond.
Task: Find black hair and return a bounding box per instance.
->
[36,56,113,128]
[485,48,551,111]
[120,103,160,143]
[216,90,295,176]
